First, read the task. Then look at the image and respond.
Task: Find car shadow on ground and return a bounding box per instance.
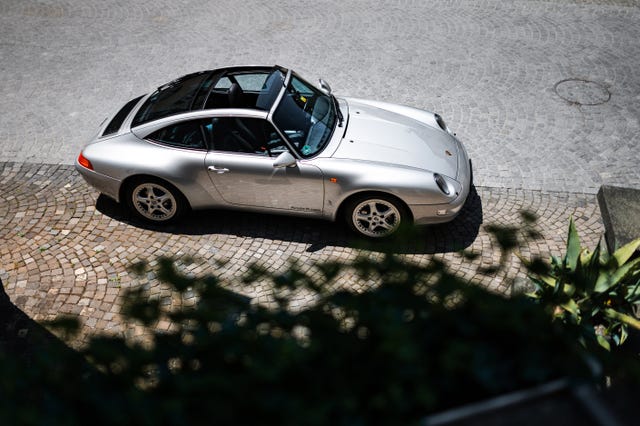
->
[96,186,483,255]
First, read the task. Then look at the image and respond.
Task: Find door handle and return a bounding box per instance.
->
[208,165,229,174]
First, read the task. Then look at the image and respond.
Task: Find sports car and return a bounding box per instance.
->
[76,65,472,238]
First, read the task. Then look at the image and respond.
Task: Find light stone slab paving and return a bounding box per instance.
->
[1,0,639,193]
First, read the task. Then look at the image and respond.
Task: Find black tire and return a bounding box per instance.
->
[344,194,407,238]
[125,177,186,224]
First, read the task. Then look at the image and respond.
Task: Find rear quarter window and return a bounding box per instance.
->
[102,95,144,136]
[146,120,208,150]
[132,72,211,127]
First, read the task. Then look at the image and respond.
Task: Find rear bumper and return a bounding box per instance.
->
[75,161,122,202]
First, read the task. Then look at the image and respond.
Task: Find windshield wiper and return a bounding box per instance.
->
[331,95,344,127]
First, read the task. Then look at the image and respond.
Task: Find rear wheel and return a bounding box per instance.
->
[126,178,185,223]
[345,195,407,238]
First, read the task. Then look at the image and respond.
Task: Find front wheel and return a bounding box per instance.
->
[345,195,407,238]
[126,178,185,223]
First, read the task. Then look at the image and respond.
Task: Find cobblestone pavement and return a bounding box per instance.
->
[1,163,604,343]
[1,0,639,193]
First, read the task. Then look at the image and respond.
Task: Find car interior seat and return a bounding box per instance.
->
[228,83,245,108]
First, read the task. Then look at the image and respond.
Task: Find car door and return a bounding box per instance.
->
[204,117,324,214]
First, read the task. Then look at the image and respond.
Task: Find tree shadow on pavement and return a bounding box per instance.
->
[0,278,94,421]
[1,277,53,363]
[96,186,483,255]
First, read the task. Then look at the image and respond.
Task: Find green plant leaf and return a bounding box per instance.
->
[580,240,602,295]
[579,247,593,265]
[536,275,556,287]
[625,276,640,302]
[612,238,640,267]
[604,308,640,330]
[561,299,580,317]
[599,244,611,265]
[595,257,640,293]
[620,325,628,346]
[552,277,565,298]
[564,217,581,271]
[596,335,611,351]
[564,283,576,297]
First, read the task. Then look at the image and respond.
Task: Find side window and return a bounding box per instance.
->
[213,77,232,90]
[291,76,314,97]
[210,117,289,157]
[214,74,269,92]
[234,73,269,92]
[147,120,207,149]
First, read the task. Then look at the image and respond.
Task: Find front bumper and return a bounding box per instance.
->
[411,159,472,225]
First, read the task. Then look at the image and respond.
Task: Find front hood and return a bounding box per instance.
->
[332,99,459,178]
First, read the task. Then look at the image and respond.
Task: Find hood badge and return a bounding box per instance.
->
[445,150,452,156]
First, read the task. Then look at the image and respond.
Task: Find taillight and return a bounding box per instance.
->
[78,152,93,170]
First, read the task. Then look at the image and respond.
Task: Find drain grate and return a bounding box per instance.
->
[554,78,610,106]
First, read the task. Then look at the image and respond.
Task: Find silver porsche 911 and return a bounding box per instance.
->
[76,65,472,238]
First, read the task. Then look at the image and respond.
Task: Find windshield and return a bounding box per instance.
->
[272,74,337,158]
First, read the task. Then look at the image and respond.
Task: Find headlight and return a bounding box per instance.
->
[434,173,450,195]
[434,113,449,133]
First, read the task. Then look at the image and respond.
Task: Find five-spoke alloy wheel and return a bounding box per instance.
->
[346,195,406,238]
[127,179,184,223]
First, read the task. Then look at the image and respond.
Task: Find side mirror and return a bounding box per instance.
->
[319,79,332,96]
[273,151,297,168]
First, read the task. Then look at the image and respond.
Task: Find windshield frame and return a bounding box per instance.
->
[269,71,338,159]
